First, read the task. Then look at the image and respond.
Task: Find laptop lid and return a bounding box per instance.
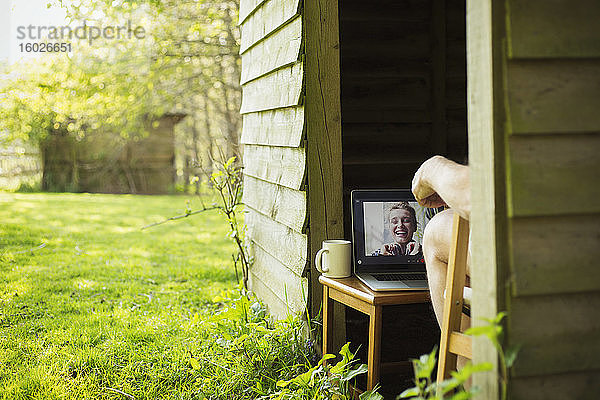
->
[351,189,436,274]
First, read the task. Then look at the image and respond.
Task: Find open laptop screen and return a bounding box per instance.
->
[352,190,439,270]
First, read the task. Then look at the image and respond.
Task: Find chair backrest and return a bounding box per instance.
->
[436,213,471,383]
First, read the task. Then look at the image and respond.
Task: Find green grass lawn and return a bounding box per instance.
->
[0,192,237,399]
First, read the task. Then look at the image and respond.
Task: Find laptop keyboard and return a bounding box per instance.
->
[373,273,427,282]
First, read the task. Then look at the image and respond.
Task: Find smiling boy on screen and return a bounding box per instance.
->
[371,202,422,256]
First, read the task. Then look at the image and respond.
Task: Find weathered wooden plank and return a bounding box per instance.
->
[342,146,429,166]
[431,0,447,155]
[511,370,600,400]
[466,0,506,397]
[341,56,430,79]
[250,244,308,311]
[240,62,303,114]
[508,134,600,217]
[340,0,431,22]
[342,123,430,141]
[306,0,348,358]
[507,60,600,134]
[341,123,436,165]
[445,0,466,39]
[245,208,307,275]
[240,16,302,84]
[239,0,301,54]
[242,175,306,233]
[341,108,431,124]
[509,292,600,377]
[447,121,467,140]
[248,272,290,320]
[239,0,266,25]
[446,75,467,107]
[341,76,430,109]
[342,124,431,162]
[342,163,421,189]
[508,0,600,58]
[243,144,305,190]
[306,0,346,336]
[511,215,600,296]
[241,107,304,147]
[340,20,430,58]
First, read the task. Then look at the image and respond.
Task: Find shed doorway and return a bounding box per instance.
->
[339,0,468,233]
[337,0,468,394]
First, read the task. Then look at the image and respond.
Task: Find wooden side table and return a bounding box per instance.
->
[319,276,430,390]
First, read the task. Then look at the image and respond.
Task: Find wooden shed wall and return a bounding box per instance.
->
[239,0,308,319]
[501,0,600,397]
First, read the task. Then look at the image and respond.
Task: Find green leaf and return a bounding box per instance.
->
[437,377,461,394]
[359,389,384,400]
[413,346,437,379]
[330,360,346,374]
[451,362,493,383]
[318,353,336,365]
[225,156,236,167]
[291,369,313,386]
[449,391,472,400]
[339,342,354,362]
[464,325,502,346]
[398,387,421,398]
[340,363,368,381]
[464,325,494,337]
[189,358,201,370]
[505,344,521,368]
[254,325,271,333]
[493,311,506,324]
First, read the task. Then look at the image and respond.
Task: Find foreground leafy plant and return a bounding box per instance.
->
[187,289,316,399]
[268,343,382,400]
[187,289,383,400]
[207,156,251,291]
[399,312,518,400]
[463,312,520,400]
[398,346,491,400]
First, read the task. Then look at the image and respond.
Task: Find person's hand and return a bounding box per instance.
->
[381,244,394,255]
[417,192,447,208]
[412,156,448,208]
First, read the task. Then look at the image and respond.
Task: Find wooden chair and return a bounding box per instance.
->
[437,213,472,382]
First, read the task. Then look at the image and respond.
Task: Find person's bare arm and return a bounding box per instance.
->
[411,156,471,219]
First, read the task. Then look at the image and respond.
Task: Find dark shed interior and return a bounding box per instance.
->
[337,0,468,395]
[339,0,468,237]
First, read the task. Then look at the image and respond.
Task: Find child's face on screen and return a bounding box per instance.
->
[389,209,416,245]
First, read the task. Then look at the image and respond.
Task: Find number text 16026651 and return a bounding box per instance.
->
[19,43,72,53]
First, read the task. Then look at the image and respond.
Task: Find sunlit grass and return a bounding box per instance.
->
[0,192,237,399]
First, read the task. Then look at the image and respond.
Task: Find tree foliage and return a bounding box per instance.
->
[0,0,241,172]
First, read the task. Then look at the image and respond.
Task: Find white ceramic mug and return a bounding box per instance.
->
[315,240,352,278]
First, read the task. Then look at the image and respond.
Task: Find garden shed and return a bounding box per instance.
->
[240,0,600,397]
[41,114,185,194]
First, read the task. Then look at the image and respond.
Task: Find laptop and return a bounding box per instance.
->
[351,189,434,291]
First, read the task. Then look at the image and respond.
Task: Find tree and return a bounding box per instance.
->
[64,0,242,172]
[0,0,242,190]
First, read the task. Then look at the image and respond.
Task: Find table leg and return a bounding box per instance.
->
[322,286,334,358]
[367,305,382,390]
